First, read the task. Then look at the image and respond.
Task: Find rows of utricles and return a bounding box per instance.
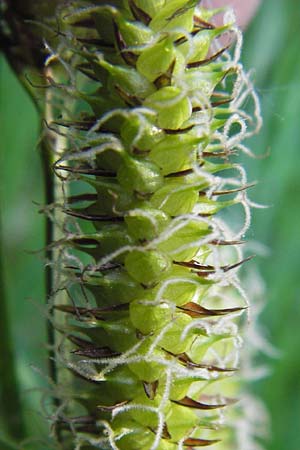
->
[48,0,258,449]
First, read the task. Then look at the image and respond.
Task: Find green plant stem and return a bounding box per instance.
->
[41,95,73,442]
[41,136,58,388]
[0,218,25,441]
[41,125,68,445]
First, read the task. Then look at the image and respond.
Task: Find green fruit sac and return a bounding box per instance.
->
[145,86,192,130]
[117,155,163,194]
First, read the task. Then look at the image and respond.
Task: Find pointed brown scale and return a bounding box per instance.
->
[77,63,101,81]
[166,162,204,178]
[149,423,171,439]
[174,211,212,219]
[71,237,99,247]
[93,303,129,312]
[69,18,96,29]
[128,0,152,25]
[97,262,123,272]
[210,239,245,246]
[142,380,159,400]
[113,21,138,67]
[132,147,151,156]
[64,261,121,273]
[192,97,232,112]
[166,168,194,178]
[172,396,226,410]
[55,164,116,177]
[55,303,129,321]
[163,349,237,372]
[167,2,200,21]
[55,304,101,319]
[67,194,98,204]
[120,49,138,67]
[63,208,124,222]
[191,106,203,113]
[183,437,221,447]
[52,119,96,131]
[212,182,257,196]
[154,59,176,88]
[68,334,94,349]
[68,366,100,385]
[194,267,224,277]
[68,336,119,360]
[173,255,255,276]
[175,28,201,45]
[200,394,238,406]
[120,50,138,67]
[193,16,215,30]
[201,150,236,158]
[177,302,246,318]
[211,92,230,98]
[97,400,129,412]
[162,423,172,440]
[187,46,230,69]
[163,124,194,135]
[211,97,232,107]
[72,346,121,359]
[222,255,255,273]
[173,260,215,270]
[197,363,237,373]
[114,84,142,106]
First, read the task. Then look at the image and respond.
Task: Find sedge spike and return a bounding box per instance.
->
[5,1,262,449]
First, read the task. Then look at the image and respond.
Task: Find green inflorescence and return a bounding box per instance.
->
[41,1,262,449]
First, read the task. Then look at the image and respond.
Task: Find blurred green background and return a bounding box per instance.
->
[0,0,299,448]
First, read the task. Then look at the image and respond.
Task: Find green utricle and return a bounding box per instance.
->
[45,0,258,448]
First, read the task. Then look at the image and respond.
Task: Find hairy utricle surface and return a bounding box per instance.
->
[45,1,261,448]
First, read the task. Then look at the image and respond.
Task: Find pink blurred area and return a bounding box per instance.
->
[202,0,261,28]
